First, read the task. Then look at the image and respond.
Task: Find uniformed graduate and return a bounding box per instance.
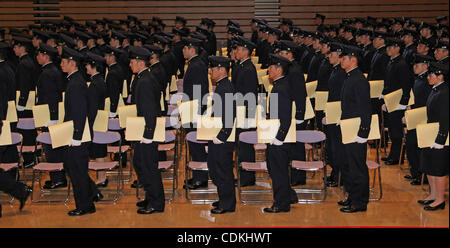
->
[298,31,315,75]
[13,36,39,168]
[305,32,324,84]
[129,46,165,214]
[200,19,217,56]
[416,37,435,57]
[314,37,333,131]
[276,40,308,186]
[60,47,102,216]
[400,29,418,68]
[172,27,189,79]
[262,26,280,69]
[103,45,125,118]
[182,37,210,189]
[0,42,19,167]
[338,45,372,213]
[263,54,298,213]
[418,62,449,211]
[34,43,67,189]
[434,41,449,66]
[232,36,259,187]
[280,18,293,41]
[419,23,437,49]
[151,34,177,86]
[145,45,169,115]
[357,29,376,74]
[405,54,433,185]
[324,43,347,187]
[381,38,414,165]
[175,16,190,38]
[314,14,326,32]
[206,56,236,214]
[84,52,108,187]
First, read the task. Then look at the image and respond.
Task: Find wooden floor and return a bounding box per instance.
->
[0,146,448,228]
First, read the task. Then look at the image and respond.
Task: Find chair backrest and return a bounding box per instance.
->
[36,132,52,145]
[108,118,121,131]
[166,116,179,128]
[296,130,326,144]
[92,131,121,145]
[239,131,258,145]
[186,131,207,144]
[164,130,176,143]
[17,118,35,130]
[9,132,22,146]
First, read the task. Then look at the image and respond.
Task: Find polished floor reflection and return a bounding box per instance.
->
[0,149,448,228]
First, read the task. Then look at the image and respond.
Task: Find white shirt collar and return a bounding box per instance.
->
[390,54,400,60]
[240,57,250,65]
[273,76,285,82]
[188,55,198,62]
[109,62,117,67]
[439,56,449,62]
[216,76,228,83]
[150,61,160,67]
[418,70,428,77]
[42,62,52,67]
[67,70,78,78]
[91,72,100,78]
[138,67,148,75]
[346,66,358,74]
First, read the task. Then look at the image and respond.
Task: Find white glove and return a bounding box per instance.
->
[140,137,153,144]
[397,104,407,110]
[354,136,368,144]
[16,105,25,112]
[69,139,82,147]
[127,95,132,104]
[213,137,223,145]
[109,112,117,118]
[45,120,58,127]
[382,104,387,112]
[406,105,411,110]
[336,120,341,126]
[379,95,384,100]
[296,120,304,124]
[431,143,444,150]
[270,138,283,146]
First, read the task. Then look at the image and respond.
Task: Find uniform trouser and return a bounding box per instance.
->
[405,129,422,179]
[0,167,28,210]
[315,111,325,132]
[63,143,98,211]
[342,142,369,208]
[208,141,236,211]
[43,144,67,183]
[17,110,37,163]
[386,110,405,161]
[0,144,19,180]
[183,127,208,184]
[236,128,256,185]
[267,143,298,210]
[327,124,346,182]
[133,142,165,210]
[291,123,307,184]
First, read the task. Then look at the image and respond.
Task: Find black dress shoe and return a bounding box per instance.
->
[410,178,422,185]
[136,199,148,208]
[211,207,235,214]
[291,181,306,186]
[187,181,208,190]
[43,181,67,190]
[384,159,399,165]
[23,161,35,169]
[338,199,352,207]
[339,206,367,213]
[424,202,445,211]
[212,201,219,208]
[417,199,435,205]
[263,206,290,213]
[404,175,413,180]
[44,180,52,186]
[68,206,96,216]
[137,207,163,215]
[93,192,104,202]
[18,186,32,211]
[96,179,108,188]
[131,180,143,188]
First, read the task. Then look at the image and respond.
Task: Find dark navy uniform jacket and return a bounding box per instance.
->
[269,76,292,142]
[383,55,414,105]
[412,71,432,109]
[286,60,306,120]
[106,62,125,113]
[211,76,236,142]
[36,62,63,121]
[426,82,449,145]
[368,46,389,81]
[87,73,107,126]
[64,71,90,140]
[16,54,39,107]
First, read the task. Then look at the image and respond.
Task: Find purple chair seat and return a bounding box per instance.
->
[367,161,380,169]
[107,145,130,153]
[188,161,208,171]
[33,163,64,171]
[186,131,207,144]
[292,161,324,171]
[108,118,122,131]
[241,162,267,172]
[88,161,118,171]
[158,161,173,170]
[93,131,121,145]
[296,130,326,144]
[0,163,18,171]
[17,118,35,130]
[158,143,175,151]
[239,131,258,145]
